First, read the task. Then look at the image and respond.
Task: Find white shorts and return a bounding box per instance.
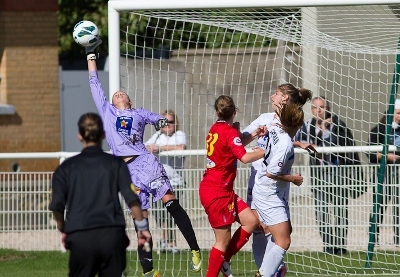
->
[251,188,290,226]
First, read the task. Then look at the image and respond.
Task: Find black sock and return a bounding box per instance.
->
[134,218,154,273]
[165,199,200,251]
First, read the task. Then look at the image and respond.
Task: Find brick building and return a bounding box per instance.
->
[0,0,60,171]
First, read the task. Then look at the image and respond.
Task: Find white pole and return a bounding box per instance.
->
[158,145,398,156]
[107,0,400,11]
[108,2,121,98]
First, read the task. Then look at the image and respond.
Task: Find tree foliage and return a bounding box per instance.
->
[58,0,109,58]
[58,2,295,58]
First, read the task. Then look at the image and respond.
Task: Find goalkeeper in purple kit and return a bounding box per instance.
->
[83,39,202,277]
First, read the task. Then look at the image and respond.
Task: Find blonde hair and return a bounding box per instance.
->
[161,109,180,130]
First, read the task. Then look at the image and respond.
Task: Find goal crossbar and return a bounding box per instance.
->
[108,0,400,11]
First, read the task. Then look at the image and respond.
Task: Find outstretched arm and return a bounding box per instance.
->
[82,39,111,115]
[73,32,105,112]
[88,59,98,72]
[86,38,102,71]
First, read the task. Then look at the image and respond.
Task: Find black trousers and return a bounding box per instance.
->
[65,226,130,277]
[311,167,349,250]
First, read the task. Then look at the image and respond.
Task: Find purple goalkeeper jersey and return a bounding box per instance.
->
[89,71,163,157]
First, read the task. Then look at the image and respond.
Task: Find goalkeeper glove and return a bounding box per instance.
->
[155,118,168,131]
[86,37,102,60]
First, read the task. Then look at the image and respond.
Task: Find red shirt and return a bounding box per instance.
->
[200,121,247,191]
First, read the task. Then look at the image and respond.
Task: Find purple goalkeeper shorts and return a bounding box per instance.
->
[126,153,173,210]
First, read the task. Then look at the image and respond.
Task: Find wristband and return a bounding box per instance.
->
[87,53,97,61]
[134,218,149,231]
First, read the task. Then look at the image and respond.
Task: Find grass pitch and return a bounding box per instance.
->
[1,248,400,276]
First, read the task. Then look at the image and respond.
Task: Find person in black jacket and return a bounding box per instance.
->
[49,113,151,277]
[296,96,361,255]
[368,99,400,246]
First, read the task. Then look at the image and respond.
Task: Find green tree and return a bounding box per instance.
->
[58,0,109,58]
[58,3,297,58]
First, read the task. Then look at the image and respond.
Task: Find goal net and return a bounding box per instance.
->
[109,1,400,276]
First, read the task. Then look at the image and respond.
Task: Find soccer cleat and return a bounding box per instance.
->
[220,261,233,277]
[142,269,161,277]
[190,250,202,272]
[274,263,287,277]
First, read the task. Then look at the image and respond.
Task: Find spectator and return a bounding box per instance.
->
[49,113,151,277]
[146,109,186,169]
[368,99,400,246]
[296,96,361,255]
[145,109,186,253]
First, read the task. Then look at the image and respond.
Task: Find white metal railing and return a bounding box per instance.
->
[0,163,396,253]
[0,145,396,164]
[0,152,80,164]
[157,145,399,156]
[3,162,400,276]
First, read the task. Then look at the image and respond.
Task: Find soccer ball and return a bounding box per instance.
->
[72,20,99,47]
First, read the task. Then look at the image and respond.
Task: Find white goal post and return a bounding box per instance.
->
[107,1,400,276]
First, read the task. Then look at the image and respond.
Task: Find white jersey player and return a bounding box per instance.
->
[252,118,295,226]
[251,104,304,277]
[241,84,314,277]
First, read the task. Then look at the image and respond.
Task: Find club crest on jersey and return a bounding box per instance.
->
[206,158,216,168]
[278,161,283,167]
[227,202,237,217]
[116,116,133,136]
[228,202,235,211]
[233,137,242,146]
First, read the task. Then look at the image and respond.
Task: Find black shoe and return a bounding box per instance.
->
[324,247,334,254]
[335,248,347,255]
